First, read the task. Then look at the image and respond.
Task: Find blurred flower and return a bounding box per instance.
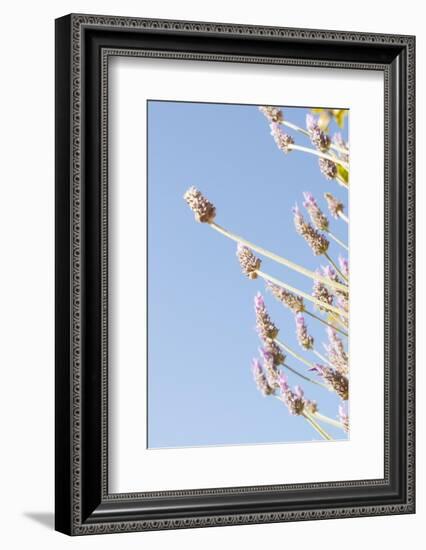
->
[183,186,216,223]
[324,327,348,375]
[270,122,294,154]
[266,281,305,313]
[309,364,349,400]
[237,243,261,279]
[252,359,275,396]
[278,374,306,416]
[259,340,285,367]
[318,158,338,180]
[338,403,349,432]
[333,133,349,162]
[303,191,329,231]
[306,114,331,152]
[293,204,329,256]
[312,270,334,311]
[254,293,279,341]
[259,105,284,123]
[295,313,314,350]
[324,192,344,218]
[278,375,317,416]
[339,256,349,279]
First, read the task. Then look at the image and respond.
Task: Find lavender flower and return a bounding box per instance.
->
[333,132,349,162]
[252,359,275,396]
[183,186,216,223]
[339,256,349,279]
[293,204,329,256]
[270,122,294,154]
[259,340,285,367]
[259,105,284,123]
[324,327,348,375]
[254,293,279,341]
[236,243,261,279]
[266,281,305,313]
[278,374,305,416]
[309,364,349,400]
[303,191,329,231]
[312,271,334,311]
[278,375,317,416]
[295,313,314,350]
[338,403,349,432]
[322,265,348,298]
[319,158,338,180]
[324,192,344,219]
[306,114,331,152]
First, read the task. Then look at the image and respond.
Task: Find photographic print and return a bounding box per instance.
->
[147,101,349,449]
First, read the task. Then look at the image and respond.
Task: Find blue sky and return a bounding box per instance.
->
[147,101,349,448]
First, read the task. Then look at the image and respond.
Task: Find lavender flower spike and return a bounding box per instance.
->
[183,186,216,223]
[295,313,314,350]
[306,114,331,152]
[259,105,284,123]
[269,122,294,154]
[293,204,329,256]
[339,256,349,278]
[236,243,261,279]
[254,292,279,341]
[303,191,329,231]
[324,326,348,375]
[312,270,334,311]
[252,359,275,396]
[259,340,285,367]
[324,192,345,219]
[319,158,338,180]
[266,281,305,314]
[310,363,349,400]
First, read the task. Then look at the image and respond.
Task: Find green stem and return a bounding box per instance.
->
[281,363,327,389]
[303,412,333,441]
[338,211,349,224]
[313,349,333,368]
[313,412,345,431]
[209,221,348,293]
[304,310,348,337]
[324,252,349,283]
[275,340,329,394]
[257,270,348,319]
[288,143,349,171]
[327,230,349,252]
[279,120,348,156]
[336,174,349,188]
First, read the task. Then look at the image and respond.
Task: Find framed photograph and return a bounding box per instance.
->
[55,14,415,535]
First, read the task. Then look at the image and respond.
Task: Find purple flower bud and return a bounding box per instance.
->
[303,191,329,231]
[254,292,279,341]
[295,313,314,350]
[269,122,294,154]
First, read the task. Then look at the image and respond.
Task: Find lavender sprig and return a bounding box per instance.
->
[293,204,330,256]
[183,187,348,293]
[309,364,349,400]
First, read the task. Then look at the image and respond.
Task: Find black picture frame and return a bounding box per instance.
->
[55,13,415,536]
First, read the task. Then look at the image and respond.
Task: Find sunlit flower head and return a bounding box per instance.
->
[293,204,329,256]
[236,243,261,279]
[183,186,216,223]
[266,281,305,314]
[295,313,314,350]
[259,105,284,123]
[254,292,279,341]
[309,364,349,400]
[303,191,329,231]
[324,192,344,219]
[318,158,338,180]
[269,122,294,154]
[251,358,275,396]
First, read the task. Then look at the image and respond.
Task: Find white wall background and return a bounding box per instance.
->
[0,0,422,548]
